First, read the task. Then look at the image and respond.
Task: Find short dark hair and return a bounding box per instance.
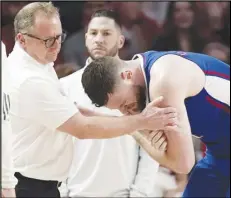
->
[82,57,119,107]
[90,9,121,29]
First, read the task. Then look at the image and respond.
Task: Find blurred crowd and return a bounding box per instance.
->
[1,1,230,197]
[2,1,230,78]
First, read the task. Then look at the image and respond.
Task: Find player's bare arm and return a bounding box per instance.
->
[58,96,177,140]
[146,54,205,174]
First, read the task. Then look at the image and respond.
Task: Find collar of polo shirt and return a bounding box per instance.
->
[82,57,92,71]
[13,42,54,68]
[85,57,92,66]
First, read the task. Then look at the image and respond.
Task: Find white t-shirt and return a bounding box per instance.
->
[7,42,78,181]
[1,41,17,188]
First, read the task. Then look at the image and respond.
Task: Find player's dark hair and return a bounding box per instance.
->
[90,9,121,29]
[82,57,118,107]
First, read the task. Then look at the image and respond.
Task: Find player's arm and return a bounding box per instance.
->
[147,54,205,174]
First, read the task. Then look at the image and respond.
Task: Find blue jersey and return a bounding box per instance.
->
[134,51,230,157]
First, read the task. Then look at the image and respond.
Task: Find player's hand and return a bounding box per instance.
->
[1,188,16,198]
[140,96,178,130]
[148,130,168,151]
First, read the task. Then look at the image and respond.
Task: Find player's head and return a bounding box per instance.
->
[85,9,125,60]
[14,2,65,64]
[82,56,146,115]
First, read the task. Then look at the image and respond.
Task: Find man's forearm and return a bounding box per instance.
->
[78,114,143,139]
[75,106,141,139]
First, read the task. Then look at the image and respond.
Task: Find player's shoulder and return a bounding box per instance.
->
[152,53,199,75]
[155,53,186,64]
[150,53,205,96]
[150,53,197,81]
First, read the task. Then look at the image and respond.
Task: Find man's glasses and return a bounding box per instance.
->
[21,32,67,48]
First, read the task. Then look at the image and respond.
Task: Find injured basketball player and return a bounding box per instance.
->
[81,51,230,198]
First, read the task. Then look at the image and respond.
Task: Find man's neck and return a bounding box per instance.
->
[87,54,120,65]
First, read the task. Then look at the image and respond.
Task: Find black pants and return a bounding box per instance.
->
[14,172,61,198]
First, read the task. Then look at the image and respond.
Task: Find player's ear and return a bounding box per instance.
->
[118,35,125,49]
[120,70,133,80]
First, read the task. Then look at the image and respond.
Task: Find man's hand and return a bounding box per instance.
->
[148,130,168,151]
[139,96,177,131]
[1,188,16,198]
[139,129,168,151]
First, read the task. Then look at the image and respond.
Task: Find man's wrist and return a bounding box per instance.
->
[132,114,145,131]
[121,114,144,135]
